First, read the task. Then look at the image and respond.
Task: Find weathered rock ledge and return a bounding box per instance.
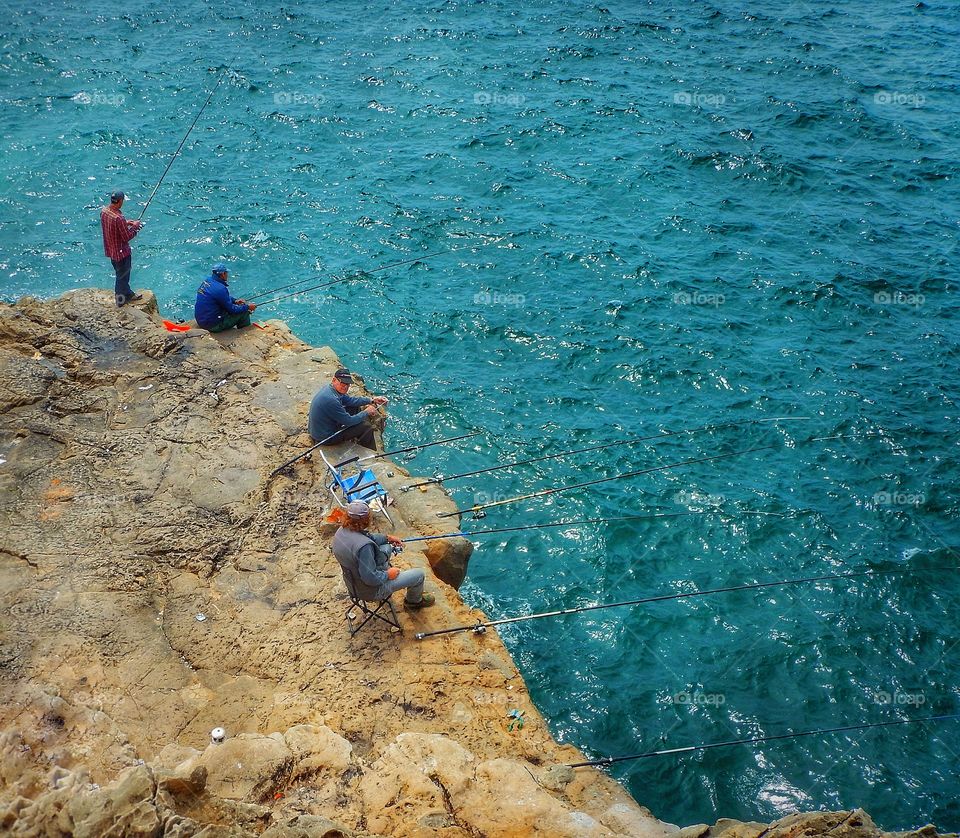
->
[0,289,952,838]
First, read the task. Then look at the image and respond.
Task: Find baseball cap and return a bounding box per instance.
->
[346,501,370,519]
[334,368,354,384]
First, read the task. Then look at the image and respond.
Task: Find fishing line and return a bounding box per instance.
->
[401,416,809,492]
[414,566,960,640]
[437,432,864,519]
[270,430,479,478]
[251,236,507,308]
[437,444,776,519]
[334,431,481,469]
[401,509,784,544]
[138,50,241,220]
[568,714,960,768]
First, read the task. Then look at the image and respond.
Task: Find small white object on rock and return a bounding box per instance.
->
[211,727,226,744]
[195,613,206,622]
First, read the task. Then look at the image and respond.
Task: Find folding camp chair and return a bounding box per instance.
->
[340,564,401,636]
[319,450,393,526]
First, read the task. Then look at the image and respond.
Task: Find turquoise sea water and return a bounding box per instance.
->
[2,0,959,829]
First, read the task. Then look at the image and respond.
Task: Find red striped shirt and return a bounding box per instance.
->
[100,206,138,261]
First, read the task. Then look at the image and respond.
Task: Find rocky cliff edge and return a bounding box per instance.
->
[0,290,950,838]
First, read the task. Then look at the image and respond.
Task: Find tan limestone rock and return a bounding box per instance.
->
[65,765,162,838]
[283,725,353,778]
[197,733,293,801]
[261,814,355,838]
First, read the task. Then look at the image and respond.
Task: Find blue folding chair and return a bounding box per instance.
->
[319,450,394,526]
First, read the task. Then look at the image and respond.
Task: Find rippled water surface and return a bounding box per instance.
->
[2,0,959,829]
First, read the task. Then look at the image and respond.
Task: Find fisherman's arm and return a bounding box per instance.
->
[328,395,369,428]
[214,283,249,315]
[356,543,389,586]
[341,394,373,411]
[227,297,251,315]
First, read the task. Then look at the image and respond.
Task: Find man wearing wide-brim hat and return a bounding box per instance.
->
[332,501,435,609]
[308,367,388,450]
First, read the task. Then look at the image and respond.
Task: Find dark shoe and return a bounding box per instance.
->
[129,294,143,302]
[404,593,435,610]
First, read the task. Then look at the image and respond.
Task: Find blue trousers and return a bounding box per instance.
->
[373,544,425,603]
[112,255,133,306]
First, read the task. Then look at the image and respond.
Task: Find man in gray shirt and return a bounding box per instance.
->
[332,501,435,608]
[308,368,388,450]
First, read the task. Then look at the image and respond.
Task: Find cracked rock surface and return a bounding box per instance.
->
[0,289,670,837]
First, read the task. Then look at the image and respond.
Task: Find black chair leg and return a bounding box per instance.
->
[346,597,401,636]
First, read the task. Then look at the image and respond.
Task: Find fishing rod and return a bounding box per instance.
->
[335,431,482,469]
[252,236,507,308]
[268,429,344,478]
[249,275,354,305]
[272,430,480,477]
[438,432,856,520]
[568,714,960,768]
[414,566,958,640]
[401,509,785,544]
[401,416,810,492]
[437,443,776,519]
[138,53,239,220]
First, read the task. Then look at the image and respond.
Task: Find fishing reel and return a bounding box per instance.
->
[471,510,487,520]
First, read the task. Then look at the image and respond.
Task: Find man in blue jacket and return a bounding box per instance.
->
[195,263,257,332]
[308,368,388,449]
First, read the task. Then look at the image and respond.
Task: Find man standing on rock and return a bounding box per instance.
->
[100,191,143,307]
[194,263,257,332]
[308,368,388,450]
[333,501,435,609]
